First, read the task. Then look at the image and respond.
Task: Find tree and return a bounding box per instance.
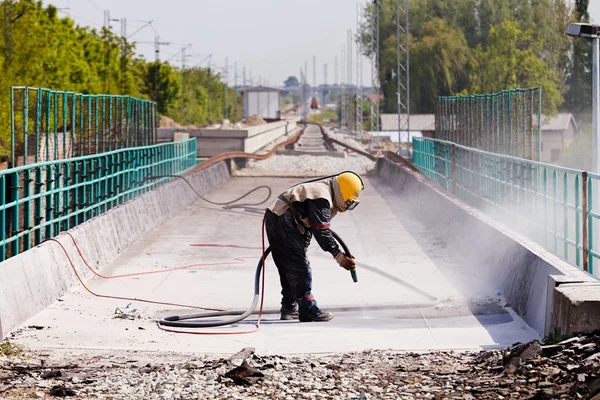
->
[410,18,470,113]
[284,76,299,88]
[466,20,562,115]
[357,0,574,116]
[564,0,592,121]
[141,62,180,115]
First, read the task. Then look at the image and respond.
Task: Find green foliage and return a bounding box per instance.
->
[409,18,470,113]
[358,0,581,116]
[284,76,299,88]
[0,0,240,159]
[141,61,180,115]
[0,341,25,357]
[466,20,562,116]
[564,0,592,123]
[307,109,337,125]
[166,67,241,126]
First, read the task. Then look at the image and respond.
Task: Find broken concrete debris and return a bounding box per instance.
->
[2,334,600,398]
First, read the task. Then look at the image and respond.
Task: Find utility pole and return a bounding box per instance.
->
[153,35,170,113]
[181,45,191,118]
[234,62,238,120]
[397,0,410,155]
[300,66,307,121]
[104,10,111,93]
[370,0,380,148]
[154,35,170,61]
[334,56,339,85]
[224,57,229,120]
[341,44,346,131]
[347,28,353,131]
[324,63,328,106]
[304,60,308,113]
[356,3,364,137]
[120,18,127,95]
[313,55,317,95]
[243,66,247,87]
[3,0,13,70]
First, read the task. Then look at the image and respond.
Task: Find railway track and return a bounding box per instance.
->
[184,121,412,177]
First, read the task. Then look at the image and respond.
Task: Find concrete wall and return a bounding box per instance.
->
[0,162,231,339]
[374,158,597,337]
[157,118,300,157]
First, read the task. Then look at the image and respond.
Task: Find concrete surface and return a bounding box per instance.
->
[552,282,600,335]
[374,158,598,337]
[0,162,230,339]
[10,176,539,355]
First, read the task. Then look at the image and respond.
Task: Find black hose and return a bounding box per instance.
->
[157,230,353,328]
[142,174,272,208]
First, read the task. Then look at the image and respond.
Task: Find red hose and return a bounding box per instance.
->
[48,213,270,335]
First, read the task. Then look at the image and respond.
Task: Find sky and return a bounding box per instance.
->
[41,0,600,90]
[43,0,373,88]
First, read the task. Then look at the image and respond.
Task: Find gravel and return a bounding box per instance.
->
[3,334,600,399]
[239,154,376,176]
[326,130,366,150]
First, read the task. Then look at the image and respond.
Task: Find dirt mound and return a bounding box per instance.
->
[243,115,267,127]
[219,120,238,130]
[158,116,182,129]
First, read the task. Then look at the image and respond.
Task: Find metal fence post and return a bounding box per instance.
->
[583,171,589,272]
[451,143,456,194]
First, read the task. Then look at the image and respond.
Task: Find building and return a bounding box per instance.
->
[380,114,436,141]
[241,86,282,120]
[380,113,578,163]
[539,113,578,163]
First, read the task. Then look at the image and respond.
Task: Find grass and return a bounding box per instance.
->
[0,341,25,357]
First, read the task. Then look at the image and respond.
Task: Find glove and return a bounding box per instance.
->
[335,252,356,271]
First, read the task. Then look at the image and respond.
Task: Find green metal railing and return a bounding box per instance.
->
[413,137,600,277]
[10,87,157,167]
[0,138,197,261]
[435,87,542,161]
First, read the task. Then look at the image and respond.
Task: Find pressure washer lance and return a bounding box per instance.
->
[158,230,356,328]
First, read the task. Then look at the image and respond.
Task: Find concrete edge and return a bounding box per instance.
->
[0,162,231,339]
[374,157,598,337]
[552,282,600,336]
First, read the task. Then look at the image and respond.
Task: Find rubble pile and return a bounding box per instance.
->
[158,116,182,129]
[243,114,267,126]
[2,335,600,399]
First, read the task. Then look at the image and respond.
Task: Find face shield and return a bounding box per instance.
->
[345,199,360,211]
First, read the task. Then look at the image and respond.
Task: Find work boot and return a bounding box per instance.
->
[298,295,333,322]
[299,310,334,322]
[280,303,299,320]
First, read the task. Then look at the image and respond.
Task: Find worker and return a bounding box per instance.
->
[264,171,364,322]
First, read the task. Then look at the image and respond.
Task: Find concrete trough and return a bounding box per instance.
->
[3,155,599,344]
[374,158,600,337]
[158,118,301,158]
[0,162,230,339]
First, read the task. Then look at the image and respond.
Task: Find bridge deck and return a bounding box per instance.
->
[13,176,539,355]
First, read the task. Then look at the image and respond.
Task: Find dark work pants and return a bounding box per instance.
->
[265,210,321,317]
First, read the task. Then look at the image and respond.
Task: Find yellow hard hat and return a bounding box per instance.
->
[335,171,364,210]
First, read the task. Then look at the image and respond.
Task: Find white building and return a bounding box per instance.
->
[241,86,282,120]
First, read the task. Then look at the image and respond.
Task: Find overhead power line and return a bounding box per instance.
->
[86,0,103,14]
